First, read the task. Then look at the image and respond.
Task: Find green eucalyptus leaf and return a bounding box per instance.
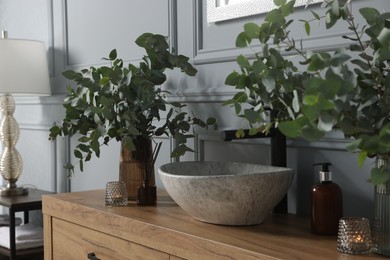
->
[237,55,251,69]
[359,7,380,25]
[122,136,135,151]
[244,109,259,124]
[102,108,113,120]
[236,128,245,139]
[265,9,281,23]
[371,167,390,185]
[346,138,361,152]
[325,10,339,29]
[304,22,311,36]
[222,99,235,106]
[249,128,259,136]
[303,95,319,106]
[262,77,276,93]
[357,150,367,168]
[317,97,335,110]
[378,28,390,46]
[232,92,248,103]
[273,0,286,7]
[292,90,300,113]
[63,70,81,80]
[174,132,187,144]
[77,144,90,153]
[74,149,83,159]
[378,47,390,61]
[280,0,294,16]
[244,23,260,38]
[109,49,117,60]
[318,115,336,132]
[225,71,240,86]
[90,139,100,154]
[171,145,194,158]
[64,163,74,176]
[252,60,266,75]
[85,153,92,162]
[236,32,251,47]
[307,53,329,71]
[302,125,325,142]
[184,66,198,76]
[78,136,90,143]
[79,160,83,172]
[49,125,61,140]
[350,44,363,52]
[206,117,217,126]
[178,121,191,132]
[351,59,370,70]
[234,102,241,114]
[362,135,380,154]
[99,77,110,86]
[301,104,320,123]
[311,10,320,20]
[331,0,340,17]
[100,96,114,107]
[278,120,302,138]
[379,125,390,150]
[127,125,140,136]
[330,52,350,67]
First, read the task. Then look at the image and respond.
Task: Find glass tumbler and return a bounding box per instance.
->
[105,181,128,206]
[337,217,372,254]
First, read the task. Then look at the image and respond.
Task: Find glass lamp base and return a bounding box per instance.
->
[0,186,28,196]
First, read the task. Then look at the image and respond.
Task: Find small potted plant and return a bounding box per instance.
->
[49,33,215,204]
[224,0,389,254]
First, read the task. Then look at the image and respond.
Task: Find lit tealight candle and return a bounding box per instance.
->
[354,233,364,244]
[337,217,372,254]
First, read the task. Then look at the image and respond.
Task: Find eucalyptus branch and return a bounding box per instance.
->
[66,136,115,177]
[50,33,215,175]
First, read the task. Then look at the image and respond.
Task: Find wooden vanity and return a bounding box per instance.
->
[42,189,383,259]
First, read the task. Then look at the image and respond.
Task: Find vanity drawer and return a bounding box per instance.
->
[51,218,169,260]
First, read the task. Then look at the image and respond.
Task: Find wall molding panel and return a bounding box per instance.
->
[193,0,355,66]
[63,0,177,70]
[195,129,351,162]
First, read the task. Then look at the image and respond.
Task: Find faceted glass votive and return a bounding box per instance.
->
[337,217,372,254]
[105,181,128,206]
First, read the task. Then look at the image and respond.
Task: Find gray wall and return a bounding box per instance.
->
[1,0,387,221]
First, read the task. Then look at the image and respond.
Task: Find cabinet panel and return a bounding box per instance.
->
[43,190,386,260]
[51,218,169,260]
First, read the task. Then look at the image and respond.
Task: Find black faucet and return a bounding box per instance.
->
[220,128,287,214]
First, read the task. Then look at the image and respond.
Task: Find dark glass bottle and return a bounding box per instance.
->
[311,163,343,235]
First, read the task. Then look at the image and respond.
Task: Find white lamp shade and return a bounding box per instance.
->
[0,39,51,95]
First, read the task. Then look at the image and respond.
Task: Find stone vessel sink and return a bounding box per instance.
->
[158,161,294,226]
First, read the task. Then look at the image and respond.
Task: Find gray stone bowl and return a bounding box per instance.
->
[158,161,294,226]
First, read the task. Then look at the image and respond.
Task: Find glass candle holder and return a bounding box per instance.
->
[105,181,128,206]
[337,217,372,255]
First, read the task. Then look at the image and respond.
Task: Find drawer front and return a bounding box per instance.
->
[52,218,169,260]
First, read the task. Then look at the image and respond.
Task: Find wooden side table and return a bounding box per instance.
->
[0,188,53,260]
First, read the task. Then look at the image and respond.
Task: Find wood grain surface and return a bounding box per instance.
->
[43,189,384,260]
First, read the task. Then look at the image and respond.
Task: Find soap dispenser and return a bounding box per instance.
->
[311,162,343,235]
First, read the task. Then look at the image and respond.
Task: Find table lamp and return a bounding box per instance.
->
[0,31,51,196]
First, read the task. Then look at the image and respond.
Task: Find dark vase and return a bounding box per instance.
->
[118,137,156,204]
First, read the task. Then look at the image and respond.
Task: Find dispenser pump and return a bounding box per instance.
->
[311,162,343,235]
[313,162,332,182]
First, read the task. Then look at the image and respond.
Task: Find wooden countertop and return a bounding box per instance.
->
[42,189,384,260]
